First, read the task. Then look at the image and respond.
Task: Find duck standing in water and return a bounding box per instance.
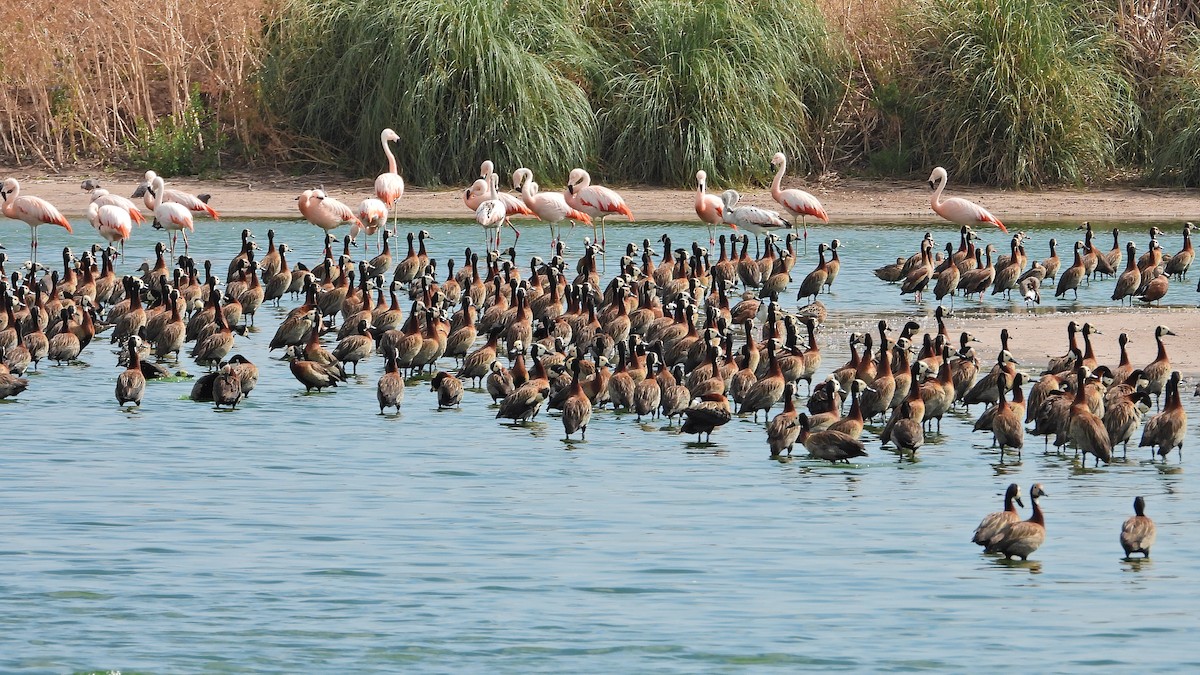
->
[1120,496,1157,559]
[990,484,1047,561]
[972,483,1023,552]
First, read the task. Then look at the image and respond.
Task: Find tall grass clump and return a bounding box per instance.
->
[260,0,597,185]
[1154,43,1200,185]
[588,0,846,185]
[903,0,1138,187]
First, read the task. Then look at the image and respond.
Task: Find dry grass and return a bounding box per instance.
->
[0,0,267,170]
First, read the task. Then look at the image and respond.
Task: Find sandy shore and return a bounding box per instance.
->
[4,165,1200,222]
[3,164,1198,377]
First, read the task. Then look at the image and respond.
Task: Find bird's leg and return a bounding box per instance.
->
[802,218,808,255]
[182,230,190,255]
[508,220,521,245]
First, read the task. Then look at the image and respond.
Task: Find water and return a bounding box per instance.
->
[3,215,1198,672]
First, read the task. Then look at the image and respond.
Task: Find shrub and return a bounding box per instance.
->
[902,0,1138,187]
[127,89,226,177]
[589,0,846,185]
[259,0,597,185]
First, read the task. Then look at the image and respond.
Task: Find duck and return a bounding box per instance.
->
[366,349,403,416]
[1067,366,1112,466]
[767,383,802,457]
[1054,241,1086,300]
[562,359,593,439]
[682,392,732,442]
[430,371,464,410]
[212,363,244,410]
[889,400,924,458]
[990,484,1047,561]
[115,336,146,407]
[972,483,1024,552]
[796,413,867,462]
[1164,222,1194,280]
[1139,371,1187,461]
[1120,496,1157,559]
[289,346,347,392]
[990,376,1025,460]
[1141,325,1175,408]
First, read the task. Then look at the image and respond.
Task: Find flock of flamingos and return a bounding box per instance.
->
[1,127,1193,561]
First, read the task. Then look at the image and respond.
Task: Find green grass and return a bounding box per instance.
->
[259,0,597,186]
[126,88,225,177]
[588,0,845,185]
[901,0,1138,187]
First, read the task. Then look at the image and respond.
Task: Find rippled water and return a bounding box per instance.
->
[3,215,1199,672]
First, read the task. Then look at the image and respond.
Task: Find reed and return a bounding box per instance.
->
[260,0,598,185]
[1154,41,1200,185]
[901,0,1138,187]
[0,0,265,172]
[588,0,845,185]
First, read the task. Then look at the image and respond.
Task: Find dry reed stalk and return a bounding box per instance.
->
[0,0,268,170]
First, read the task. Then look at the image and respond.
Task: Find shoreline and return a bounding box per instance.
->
[3,165,1200,222]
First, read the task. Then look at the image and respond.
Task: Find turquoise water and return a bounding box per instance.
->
[2,216,1198,673]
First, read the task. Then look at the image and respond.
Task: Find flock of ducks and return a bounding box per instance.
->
[878,222,1196,308]
[972,484,1157,562]
[1,149,1195,565]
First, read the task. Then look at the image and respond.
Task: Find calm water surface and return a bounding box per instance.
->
[3,215,1198,672]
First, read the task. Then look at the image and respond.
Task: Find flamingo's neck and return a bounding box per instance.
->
[382,137,398,174]
[771,160,785,200]
[930,176,946,213]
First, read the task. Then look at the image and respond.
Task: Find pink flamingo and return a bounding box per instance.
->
[564,168,633,247]
[770,153,828,253]
[136,170,220,220]
[147,175,194,257]
[82,181,146,226]
[928,166,1007,233]
[86,201,133,257]
[475,173,507,251]
[355,198,389,249]
[375,129,405,232]
[463,160,535,220]
[512,167,591,247]
[0,177,73,264]
[694,170,725,244]
[297,189,363,241]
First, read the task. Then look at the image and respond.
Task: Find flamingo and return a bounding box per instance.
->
[297,189,362,240]
[475,173,507,251]
[146,174,194,257]
[86,201,132,257]
[694,170,724,245]
[720,189,788,257]
[512,167,592,247]
[770,153,828,253]
[0,178,73,264]
[463,160,535,222]
[355,198,389,249]
[564,168,633,247]
[135,170,219,219]
[928,166,1007,233]
[82,180,145,226]
[375,128,405,233]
